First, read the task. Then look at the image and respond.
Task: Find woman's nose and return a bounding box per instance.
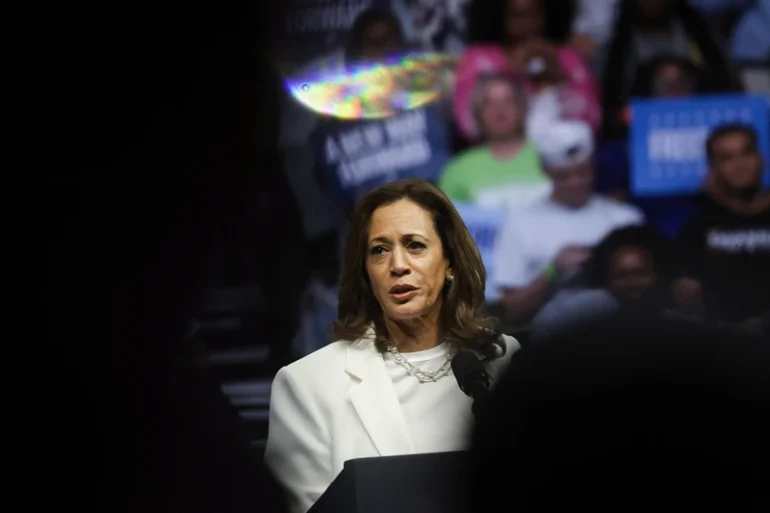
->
[389,248,410,276]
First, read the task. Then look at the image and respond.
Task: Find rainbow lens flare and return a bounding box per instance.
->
[285,52,458,120]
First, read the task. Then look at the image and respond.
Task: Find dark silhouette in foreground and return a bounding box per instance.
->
[472,313,770,511]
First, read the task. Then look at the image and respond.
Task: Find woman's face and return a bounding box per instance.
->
[506,0,543,42]
[478,79,523,140]
[366,199,450,325]
[607,246,659,306]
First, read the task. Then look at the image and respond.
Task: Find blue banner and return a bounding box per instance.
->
[313,104,450,206]
[453,203,505,302]
[630,95,770,197]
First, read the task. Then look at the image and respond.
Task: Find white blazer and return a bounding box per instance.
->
[264,333,520,513]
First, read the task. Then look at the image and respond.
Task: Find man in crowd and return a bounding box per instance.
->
[493,120,644,325]
[674,124,770,331]
[438,72,548,209]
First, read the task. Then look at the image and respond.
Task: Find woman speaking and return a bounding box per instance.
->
[264,178,520,513]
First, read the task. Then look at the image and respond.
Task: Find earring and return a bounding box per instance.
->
[446,274,454,283]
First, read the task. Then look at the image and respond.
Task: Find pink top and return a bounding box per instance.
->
[453,44,601,140]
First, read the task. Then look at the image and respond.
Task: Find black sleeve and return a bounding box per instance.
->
[675,218,706,281]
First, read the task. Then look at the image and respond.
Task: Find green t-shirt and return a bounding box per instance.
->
[438,142,550,208]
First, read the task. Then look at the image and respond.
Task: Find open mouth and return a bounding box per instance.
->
[389,284,418,300]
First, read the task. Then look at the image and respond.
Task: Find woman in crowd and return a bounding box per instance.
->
[264,178,520,513]
[601,0,739,139]
[454,0,600,141]
[439,71,549,208]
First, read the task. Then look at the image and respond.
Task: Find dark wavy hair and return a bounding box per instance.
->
[333,178,501,354]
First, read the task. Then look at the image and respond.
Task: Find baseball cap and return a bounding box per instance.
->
[531,119,595,167]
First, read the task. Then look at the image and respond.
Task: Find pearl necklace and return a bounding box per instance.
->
[386,344,456,383]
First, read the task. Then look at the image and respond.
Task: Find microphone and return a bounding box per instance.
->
[452,350,491,416]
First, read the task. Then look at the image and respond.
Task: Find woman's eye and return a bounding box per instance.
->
[407,241,425,251]
[370,245,386,256]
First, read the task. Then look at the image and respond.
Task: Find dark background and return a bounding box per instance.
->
[25,1,289,511]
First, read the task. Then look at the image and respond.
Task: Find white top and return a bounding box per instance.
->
[383,343,474,453]
[493,195,644,290]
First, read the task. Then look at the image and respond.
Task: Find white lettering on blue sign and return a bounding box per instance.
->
[325,137,341,163]
[340,129,365,156]
[631,95,768,197]
[647,127,710,162]
[338,138,432,187]
[362,124,384,147]
[384,109,427,142]
[330,108,436,187]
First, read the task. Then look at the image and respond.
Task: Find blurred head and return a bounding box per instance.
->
[534,120,595,207]
[706,124,764,199]
[633,56,701,98]
[586,226,674,309]
[334,179,498,351]
[633,0,676,21]
[544,159,594,207]
[653,62,695,97]
[505,0,543,43]
[607,247,658,304]
[346,8,405,63]
[472,73,526,142]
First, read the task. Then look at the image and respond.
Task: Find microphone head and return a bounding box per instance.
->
[452,350,489,396]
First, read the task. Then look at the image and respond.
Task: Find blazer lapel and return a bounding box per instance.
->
[346,338,415,456]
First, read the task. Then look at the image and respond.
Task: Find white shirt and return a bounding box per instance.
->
[475,182,553,211]
[493,195,644,290]
[383,342,474,453]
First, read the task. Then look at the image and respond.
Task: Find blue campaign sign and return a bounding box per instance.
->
[453,202,506,302]
[312,103,451,207]
[630,95,770,197]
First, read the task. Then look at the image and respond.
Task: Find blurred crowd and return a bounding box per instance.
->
[264,0,770,362]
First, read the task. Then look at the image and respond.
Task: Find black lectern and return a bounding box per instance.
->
[308,451,471,513]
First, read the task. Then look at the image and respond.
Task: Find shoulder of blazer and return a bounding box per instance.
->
[275,336,378,389]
